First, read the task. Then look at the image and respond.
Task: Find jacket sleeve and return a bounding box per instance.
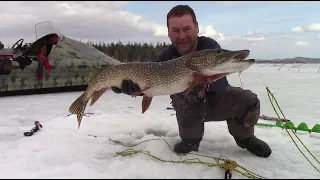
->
[154,48,170,62]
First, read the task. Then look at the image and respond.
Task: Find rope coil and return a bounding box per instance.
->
[219,159,238,179]
[110,138,267,179]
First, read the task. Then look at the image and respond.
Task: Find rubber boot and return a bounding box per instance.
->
[235,135,272,158]
[174,139,201,153]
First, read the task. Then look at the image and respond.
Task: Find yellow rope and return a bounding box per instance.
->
[266,87,320,173]
[253,64,320,174]
[218,156,238,179]
[219,159,237,173]
[111,138,267,179]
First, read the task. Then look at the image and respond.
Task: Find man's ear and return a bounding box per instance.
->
[196,22,199,33]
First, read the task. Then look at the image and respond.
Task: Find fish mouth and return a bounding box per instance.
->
[231,50,251,62]
[201,49,255,76]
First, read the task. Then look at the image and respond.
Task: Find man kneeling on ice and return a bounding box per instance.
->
[112,5,272,158]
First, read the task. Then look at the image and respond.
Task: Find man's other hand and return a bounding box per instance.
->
[111,80,145,96]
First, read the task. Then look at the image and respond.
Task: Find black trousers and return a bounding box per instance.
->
[171,85,260,141]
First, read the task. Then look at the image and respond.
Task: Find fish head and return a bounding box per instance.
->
[185,49,254,76]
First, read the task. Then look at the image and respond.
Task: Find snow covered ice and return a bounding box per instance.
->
[0,64,319,179]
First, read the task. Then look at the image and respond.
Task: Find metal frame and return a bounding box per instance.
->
[34,21,65,41]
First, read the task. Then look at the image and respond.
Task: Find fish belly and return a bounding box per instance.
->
[143,75,193,97]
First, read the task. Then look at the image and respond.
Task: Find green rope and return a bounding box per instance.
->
[266,87,320,173]
[111,138,267,179]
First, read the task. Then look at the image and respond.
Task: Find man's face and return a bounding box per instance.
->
[168,14,199,55]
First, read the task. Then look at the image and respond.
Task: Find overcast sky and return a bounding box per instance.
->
[0,1,319,59]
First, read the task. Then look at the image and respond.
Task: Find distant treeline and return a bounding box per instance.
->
[86,41,170,63]
[83,40,320,64]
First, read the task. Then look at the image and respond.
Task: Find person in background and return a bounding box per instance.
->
[0,41,4,49]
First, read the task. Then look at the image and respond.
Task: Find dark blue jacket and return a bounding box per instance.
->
[155,36,229,93]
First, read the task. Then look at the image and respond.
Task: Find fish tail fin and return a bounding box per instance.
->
[69,93,89,129]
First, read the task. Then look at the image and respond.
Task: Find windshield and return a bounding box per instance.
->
[34,21,64,41]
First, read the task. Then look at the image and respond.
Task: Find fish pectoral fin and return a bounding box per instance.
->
[205,73,228,83]
[142,96,153,114]
[131,86,151,97]
[185,73,206,95]
[185,79,198,95]
[89,87,109,106]
[198,82,208,98]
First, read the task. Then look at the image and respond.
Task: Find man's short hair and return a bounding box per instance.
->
[166,5,198,27]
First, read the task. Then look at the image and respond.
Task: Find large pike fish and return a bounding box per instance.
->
[69,48,254,128]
